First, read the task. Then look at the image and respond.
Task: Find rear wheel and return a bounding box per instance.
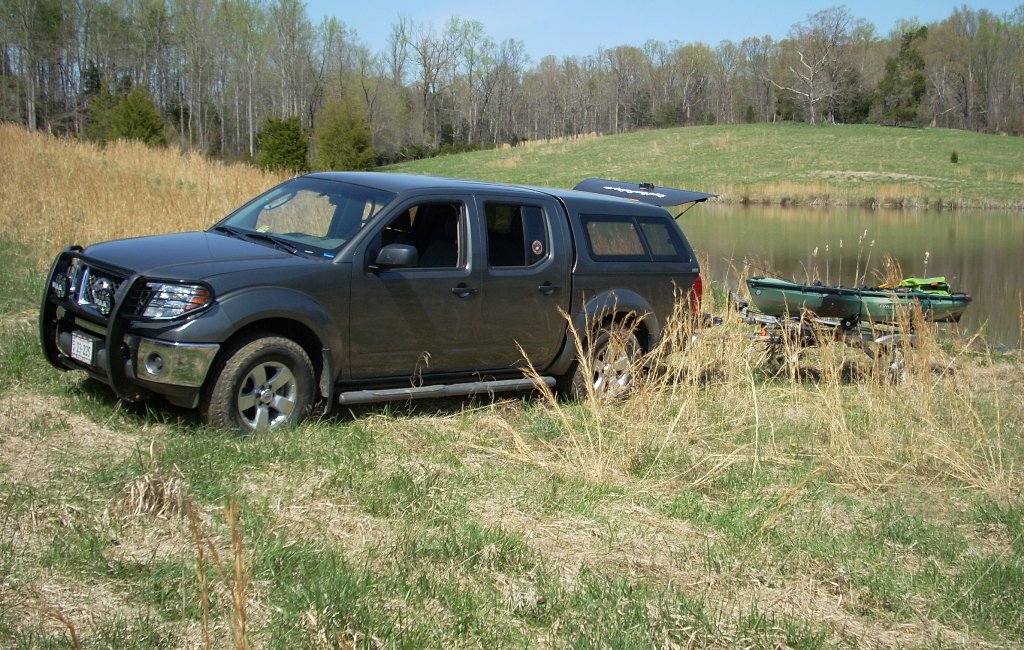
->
[872,339,908,383]
[562,324,641,400]
[202,336,315,434]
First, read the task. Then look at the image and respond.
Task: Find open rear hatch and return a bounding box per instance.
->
[573,178,716,207]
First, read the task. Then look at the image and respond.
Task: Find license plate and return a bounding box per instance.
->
[70,332,95,365]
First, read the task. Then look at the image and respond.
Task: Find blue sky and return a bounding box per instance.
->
[306,1,1021,60]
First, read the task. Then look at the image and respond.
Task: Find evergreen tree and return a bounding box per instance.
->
[84,80,164,146]
[110,88,165,145]
[876,27,928,126]
[312,99,376,171]
[257,117,309,173]
[83,82,119,144]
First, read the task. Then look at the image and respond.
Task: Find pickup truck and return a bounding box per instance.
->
[40,173,714,433]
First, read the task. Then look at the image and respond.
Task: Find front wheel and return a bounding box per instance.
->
[562,324,641,400]
[202,336,315,434]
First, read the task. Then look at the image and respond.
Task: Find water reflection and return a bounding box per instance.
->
[684,204,1024,347]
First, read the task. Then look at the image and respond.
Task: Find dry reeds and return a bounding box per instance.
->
[503,264,1014,500]
[187,497,253,650]
[120,471,191,519]
[0,125,286,264]
[502,132,601,150]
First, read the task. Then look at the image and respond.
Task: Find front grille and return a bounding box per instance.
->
[82,268,121,303]
[64,261,128,320]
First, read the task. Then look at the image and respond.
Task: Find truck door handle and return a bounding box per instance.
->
[451,283,478,298]
[537,282,561,295]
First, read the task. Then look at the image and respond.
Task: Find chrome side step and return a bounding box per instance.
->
[337,376,555,406]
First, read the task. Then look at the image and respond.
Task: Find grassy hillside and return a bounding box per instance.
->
[1,125,1022,647]
[388,123,1024,209]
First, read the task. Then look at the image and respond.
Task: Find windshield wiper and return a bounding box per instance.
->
[212,225,312,257]
[240,231,301,255]
[210,224,247,239]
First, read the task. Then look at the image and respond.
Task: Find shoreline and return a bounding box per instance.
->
[711,196,1024,211]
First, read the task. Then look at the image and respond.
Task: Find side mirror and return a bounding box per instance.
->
[373,243,418,271]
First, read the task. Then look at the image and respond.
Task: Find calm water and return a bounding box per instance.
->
[684,205,1024,347]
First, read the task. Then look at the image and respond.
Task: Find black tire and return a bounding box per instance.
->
[201,336,315,434]
[562,324,641,400]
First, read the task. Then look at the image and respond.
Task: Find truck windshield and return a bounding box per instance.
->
[211,177,395,257]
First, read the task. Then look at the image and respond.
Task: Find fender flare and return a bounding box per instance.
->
[203,286,345,398]
[547,289,661,376]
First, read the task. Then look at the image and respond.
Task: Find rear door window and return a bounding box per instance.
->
[485,203,549,267]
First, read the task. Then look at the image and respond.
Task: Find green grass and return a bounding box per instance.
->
[386,123,1024,209]
[3,234,1023,646]
[2,358,1022,646]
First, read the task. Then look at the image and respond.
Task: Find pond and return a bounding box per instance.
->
[684,204,1024,348]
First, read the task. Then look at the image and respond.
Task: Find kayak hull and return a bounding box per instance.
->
[746,277,972,323]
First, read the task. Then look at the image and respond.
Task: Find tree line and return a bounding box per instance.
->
[2,1,1022,169]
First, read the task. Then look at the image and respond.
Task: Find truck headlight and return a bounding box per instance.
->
[52,258,81,299]
[141,282,213,320]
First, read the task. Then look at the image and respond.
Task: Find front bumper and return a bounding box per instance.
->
[47,309,221,408]
[132,336,220,388]
[41,249,220,408]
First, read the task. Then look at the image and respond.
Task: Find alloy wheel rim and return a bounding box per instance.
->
[592,342,633,397]
[236,361,297,432]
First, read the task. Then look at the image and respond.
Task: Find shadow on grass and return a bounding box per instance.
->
[335,390,541,421]
[71,375,544,435]
[73,376,205,431]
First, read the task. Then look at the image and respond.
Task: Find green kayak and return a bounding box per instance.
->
[746,276,972,323]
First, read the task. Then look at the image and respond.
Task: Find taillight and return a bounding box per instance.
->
[690,275,703,313]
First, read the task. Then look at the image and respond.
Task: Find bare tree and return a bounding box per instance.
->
[771,6,864,124]
[522,55,563,140]
[644,39,687,127]
[741,36,777,122]
[559,56,596,135]
[452,18,493,145]
[176,0,217,149]
[605,45,650,132]
[266,0,315,122]
[7,0,45,130]
[384,15,410,86]
[672,43,714,125]
[489,37,527,143]
[409,19,456,146]
[310,16,351,127]
[711,41,741,123]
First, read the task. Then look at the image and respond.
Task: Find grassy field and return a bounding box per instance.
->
[1,125,1022,648]
[388,123,1024,210]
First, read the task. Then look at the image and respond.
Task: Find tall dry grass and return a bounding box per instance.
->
[0,125,287,266]
[500,132,601,150]
[717,179,935,208]
[513,278,1018,501]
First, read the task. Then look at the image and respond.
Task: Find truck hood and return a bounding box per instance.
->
[83,231,320,279]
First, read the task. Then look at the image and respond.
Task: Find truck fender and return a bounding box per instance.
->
[575,289,660,345]
[210,286,345,391]
[547,289,661,376]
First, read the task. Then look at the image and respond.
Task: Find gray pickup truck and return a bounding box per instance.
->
[40,173,713,433]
